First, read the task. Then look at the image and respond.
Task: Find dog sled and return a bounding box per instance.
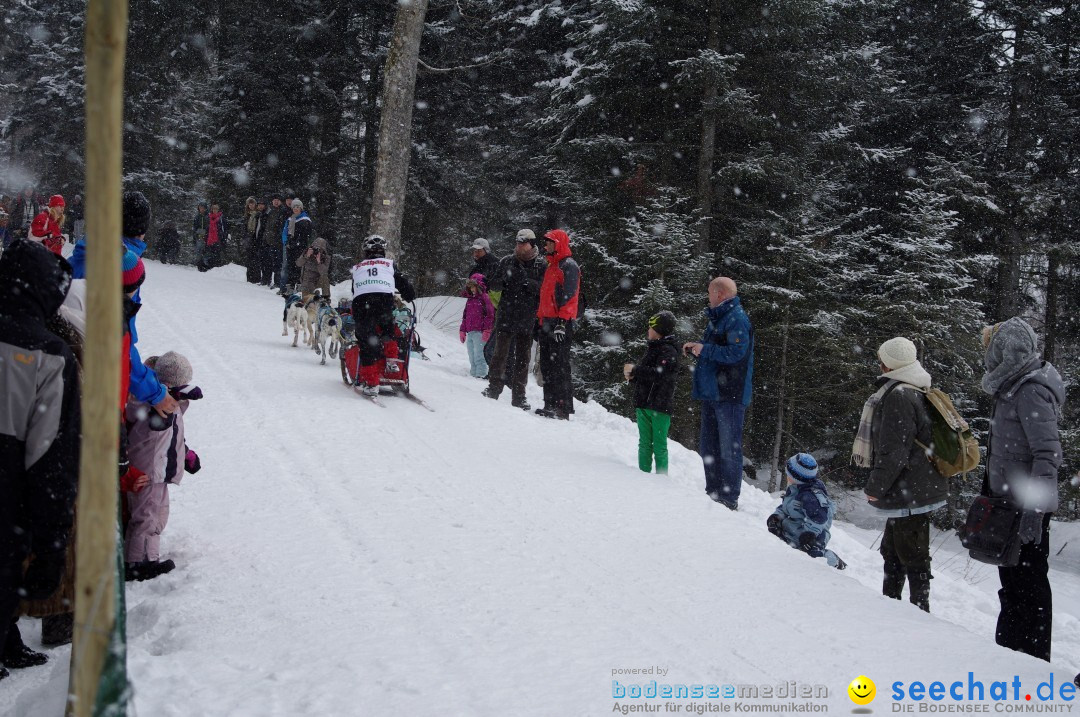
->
[339,301,433,410]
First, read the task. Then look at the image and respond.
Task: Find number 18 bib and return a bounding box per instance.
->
[352,258,396,297]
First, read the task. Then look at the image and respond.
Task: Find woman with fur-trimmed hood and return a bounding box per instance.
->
[295,236,332,301]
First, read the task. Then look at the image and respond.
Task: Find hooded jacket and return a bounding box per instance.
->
[0,240,80,565]
[295,237,331,295]
[538,230,580,324]
[983,319,1065,512]
[126,399,191,486]
[460,273,495,334]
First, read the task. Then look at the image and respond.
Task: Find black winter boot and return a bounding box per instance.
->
[2,643,48,669]
[883,562,906,600]
[908,570,931,613]
[41,613,74,647]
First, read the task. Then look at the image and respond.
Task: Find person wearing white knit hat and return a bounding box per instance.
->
[851,336,946,613]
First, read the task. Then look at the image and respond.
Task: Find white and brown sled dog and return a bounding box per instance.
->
[314,298,344,366]
[283,293,308,347]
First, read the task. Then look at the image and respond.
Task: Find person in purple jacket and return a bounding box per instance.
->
[459,273,495,378]
[123,351,203,582]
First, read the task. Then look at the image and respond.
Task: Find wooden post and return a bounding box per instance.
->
[71,1,128,715]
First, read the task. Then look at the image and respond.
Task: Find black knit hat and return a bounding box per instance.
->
[648,310,676,337]
[122,190,151,238]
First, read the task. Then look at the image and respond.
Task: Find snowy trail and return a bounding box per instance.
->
[5,262,1080,716]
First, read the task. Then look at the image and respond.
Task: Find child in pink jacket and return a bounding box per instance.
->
[123,351,203,581]
[459,273,494,378]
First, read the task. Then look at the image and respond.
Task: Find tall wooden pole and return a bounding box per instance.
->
[72,1,128,715]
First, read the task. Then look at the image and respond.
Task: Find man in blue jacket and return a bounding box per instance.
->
[683,277,753,510]
[69,191,178,416]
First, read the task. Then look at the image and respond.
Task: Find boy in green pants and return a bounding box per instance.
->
[624,311,680,474]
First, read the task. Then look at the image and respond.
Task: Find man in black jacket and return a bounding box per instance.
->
[0,240,80,680]
[482,230,545,409]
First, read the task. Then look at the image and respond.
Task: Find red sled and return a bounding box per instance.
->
[340,306,416,394]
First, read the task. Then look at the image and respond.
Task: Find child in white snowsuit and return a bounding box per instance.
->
[767,453,846,570]
[123,351,203,581]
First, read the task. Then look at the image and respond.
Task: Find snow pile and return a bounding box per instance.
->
[4,261,1079,716]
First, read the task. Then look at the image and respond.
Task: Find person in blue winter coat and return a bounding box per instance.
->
[683,277,754,510]
[69,191,177,416]
[767,454,847,570]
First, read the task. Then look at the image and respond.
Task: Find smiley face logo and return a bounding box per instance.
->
[848,676,876,705]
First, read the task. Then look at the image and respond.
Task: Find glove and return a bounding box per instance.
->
[20,551,66,600]
[766,514,783,537]
[120,466,149,493]
[552,320,567,343]
[482,329,491,343]
[798,532,818,552]
[460,331,467,343]
[185,449,201,474]
[170,384,203,401]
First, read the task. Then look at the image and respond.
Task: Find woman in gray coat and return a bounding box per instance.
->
[982,317,1065,662]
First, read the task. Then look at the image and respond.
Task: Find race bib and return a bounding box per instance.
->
[352,258,396,297]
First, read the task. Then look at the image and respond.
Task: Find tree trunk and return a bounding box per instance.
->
[996,14,1030,320]
[695,0,723,256]
[367,0,429,257]
[360,10,384,238]
[315,2,351,240]
[1044,250,1060,362]
[769,310,790,492]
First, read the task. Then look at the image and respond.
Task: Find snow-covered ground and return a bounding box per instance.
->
[5,262,1080,716]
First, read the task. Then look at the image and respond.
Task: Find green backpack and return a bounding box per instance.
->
[914,387,980,477]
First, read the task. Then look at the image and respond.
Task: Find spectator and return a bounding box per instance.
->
[482,229,545,410]
[853,337,945,612]
[683,277,754,510]
[251,198,272,284]
[10,187,41,240]
[0,240,80,681]
[535,229,580,420]
[296,236,332,303]
[470,237,501,364]
[242,196,260,283]
[0,210,12,251]
[191,202,209,267]
[624,311,680,475]
[263,194,287,288]
[198,203,227,272]
[158,221,181,264]
[459,273,495,378]
[28,195,66,255]
[69,191,179,418]
[981,318,1064,660]
[124,351,203,581]
[67,194,85,241]
[282,199,312,293]
[766,454,846,569]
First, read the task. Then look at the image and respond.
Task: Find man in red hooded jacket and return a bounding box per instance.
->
[535,229,580,419]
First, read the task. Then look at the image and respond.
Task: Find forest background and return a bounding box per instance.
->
[2,0,1078,521]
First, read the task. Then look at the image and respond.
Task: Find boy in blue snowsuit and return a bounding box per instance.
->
[767,453,846,570]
